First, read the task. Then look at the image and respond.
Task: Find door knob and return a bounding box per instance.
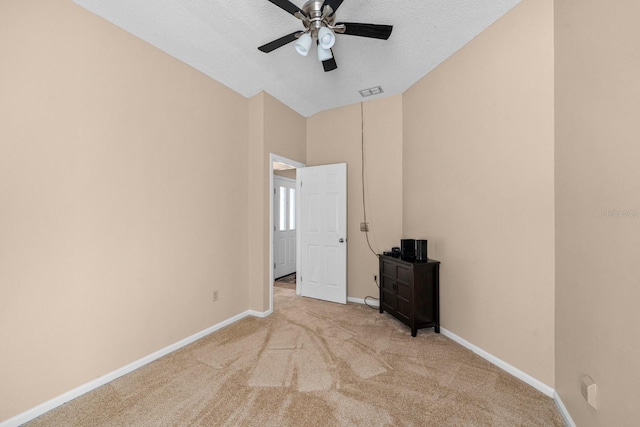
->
[339,238,345,243]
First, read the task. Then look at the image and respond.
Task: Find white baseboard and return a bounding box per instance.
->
[348,296,380,308]
[553,391,577,427]
[0,310,254,427]
[249,309,272,318]
[440,328,555,398]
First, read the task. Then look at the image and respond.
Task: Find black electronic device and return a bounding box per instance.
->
[383,247,401,258]
[416,239,428,262]
[401,239,415,262]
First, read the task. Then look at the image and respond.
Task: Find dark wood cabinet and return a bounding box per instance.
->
[379,255,440,337]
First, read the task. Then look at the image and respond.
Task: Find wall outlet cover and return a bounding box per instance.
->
[581,375,597,409]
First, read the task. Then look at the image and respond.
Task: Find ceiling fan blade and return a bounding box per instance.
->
[258,31,301,53]
[322,50,338,72]
[322,0,344,15]
[336,22,393,40]
[267,0,305,17]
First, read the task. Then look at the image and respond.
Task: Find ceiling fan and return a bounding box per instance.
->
[258,0,393,72]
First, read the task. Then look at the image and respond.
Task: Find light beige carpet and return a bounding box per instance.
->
[274,274,296,290]
[25,286,565,426]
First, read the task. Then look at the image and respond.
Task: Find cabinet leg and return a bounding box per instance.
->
[411,329,417,337]
[434,325,440,334]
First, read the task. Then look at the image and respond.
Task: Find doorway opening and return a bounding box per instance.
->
[273,175,296,279]
[269,153,305,313]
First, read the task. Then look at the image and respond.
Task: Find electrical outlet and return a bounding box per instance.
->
[213,290,219,302]
[360,222,369,232]
[581,376,597,409]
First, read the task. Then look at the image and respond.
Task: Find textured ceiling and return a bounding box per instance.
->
[72,0,522,117]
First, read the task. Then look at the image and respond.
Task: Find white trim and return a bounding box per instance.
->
[0,310,254,427]
[440,327,555,398]
[553,391,577,427]
[248,309,272,318]
[348,296,380,308]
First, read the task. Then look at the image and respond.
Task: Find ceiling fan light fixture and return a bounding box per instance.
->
[258,0,394,73]
[318,26,336,49]
[317,45,333,62]
[294,32,312,56]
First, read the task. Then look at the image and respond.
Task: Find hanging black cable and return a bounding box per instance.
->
[361,102,379,259]
[361,102,380,310]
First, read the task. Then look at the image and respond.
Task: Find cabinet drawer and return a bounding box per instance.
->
[396,296,410,321]
[380,275,394,291]
[396,280,410,301]
[381,288,396,313]
[382,260,397,277]
[397,265,412,283]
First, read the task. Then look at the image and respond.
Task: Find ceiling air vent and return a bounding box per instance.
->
[358,86,384,97]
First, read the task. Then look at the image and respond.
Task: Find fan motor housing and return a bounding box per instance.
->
[300,0,337,35]
[302,0,327,16]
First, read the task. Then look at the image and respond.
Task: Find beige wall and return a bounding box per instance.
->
[247,94,266,313]
[0,0,250,421]
[403,0,556,387]
[555,0,640,424]
[247,92,306,312]
[6,0,640,424]
[307,96,403,301]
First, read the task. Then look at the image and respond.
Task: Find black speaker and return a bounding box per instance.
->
[416,240,428,262]
[400,239,415,261]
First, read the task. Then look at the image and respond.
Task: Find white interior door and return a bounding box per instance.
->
[273,176,296,279]
[298,163,347,304]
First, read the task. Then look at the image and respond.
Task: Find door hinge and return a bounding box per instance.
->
[274,263,276,269]
[274,188,276,194]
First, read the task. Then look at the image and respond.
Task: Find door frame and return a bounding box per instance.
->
[269,153,306,312]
